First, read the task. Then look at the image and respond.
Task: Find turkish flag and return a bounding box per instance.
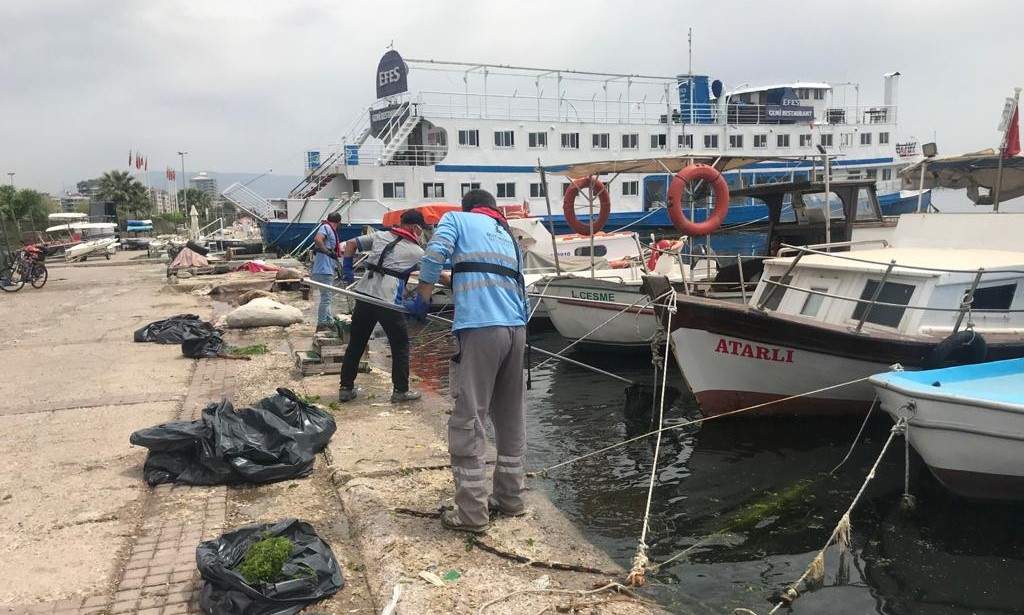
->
[1004,106,1020,158]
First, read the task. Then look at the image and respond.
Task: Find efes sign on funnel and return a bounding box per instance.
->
[376,50,408,99]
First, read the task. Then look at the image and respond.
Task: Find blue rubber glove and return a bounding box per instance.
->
[402,293,429,322]
[341,256,355,283]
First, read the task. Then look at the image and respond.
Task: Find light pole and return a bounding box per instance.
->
[177,151,189,215]
[6,172,14,187]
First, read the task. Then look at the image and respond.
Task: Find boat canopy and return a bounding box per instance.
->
[900,150,1024,205]
[45,222,118,233]
[48,212,88,221]
[544,154,815,177]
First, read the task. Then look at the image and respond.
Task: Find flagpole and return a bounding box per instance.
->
[994,88,1021,212]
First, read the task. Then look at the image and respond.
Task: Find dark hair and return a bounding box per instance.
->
[400,209,426,226]
[462,189,496,212]
[326,212,342,223]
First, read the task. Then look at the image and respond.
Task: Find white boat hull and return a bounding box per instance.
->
[543,277,657,348]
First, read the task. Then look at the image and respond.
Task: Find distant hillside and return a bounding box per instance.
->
[138,171,303,199]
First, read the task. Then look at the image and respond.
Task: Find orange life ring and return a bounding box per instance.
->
[562,177,611,235]
[666,164,730,236]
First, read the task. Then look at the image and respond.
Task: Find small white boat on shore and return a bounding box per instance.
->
[871,358,1024,499]
[65,237,118,262]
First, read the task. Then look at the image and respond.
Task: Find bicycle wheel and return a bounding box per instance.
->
[0,264,24,292]
[30,263,48,288]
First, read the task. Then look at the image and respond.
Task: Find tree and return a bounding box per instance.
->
[0,185,55,239]
[96,170,151,224]
[177,188,212,218]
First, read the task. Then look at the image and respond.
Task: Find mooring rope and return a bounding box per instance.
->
[529,376,873,478]
[828,394,878,475]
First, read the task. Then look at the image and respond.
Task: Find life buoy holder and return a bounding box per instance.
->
[563,176,611,236]
[666,164,730,236]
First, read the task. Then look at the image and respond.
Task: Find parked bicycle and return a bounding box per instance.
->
[1,245,48,292]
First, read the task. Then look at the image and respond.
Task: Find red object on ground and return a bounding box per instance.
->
[381,203,461,227]
[1004,106,1021,158]
[235,261,281,273]
[562,176,611,235]
[666,164,730,236]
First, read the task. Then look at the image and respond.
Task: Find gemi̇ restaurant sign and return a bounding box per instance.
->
[376,50,408,99]
[764,87,814,122]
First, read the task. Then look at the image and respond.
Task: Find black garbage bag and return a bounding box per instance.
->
[197,518,343,615]
[134,314,219,344]
[129,388,337,486]
[182,332,226,358]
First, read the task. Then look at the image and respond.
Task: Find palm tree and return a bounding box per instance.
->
[96,170,151,223]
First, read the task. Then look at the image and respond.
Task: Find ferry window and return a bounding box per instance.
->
[650,134,667,149]
[622,133,639,149]
[704,134,719,148]
[840,132,854,147]
[860,132,872,145]
[777,134,790,148]
[814,89,825,100]
[819,134,833,147]
[852,280,915,328]
[460,182,481,197]
[882,168,892,180]
[496,182,516,199]
[970,284,1017,310]
[561,132,580,149]
[592,133,610,149]
[458,130,479,147]
[351,179,360,193]
[866,169,877,179]
[762,275,793,311]
[729,134,744,148]
[879,132,890,145]
[797,88,809,100]
[799,134,813,147]
[677,134,693,148]
[382,182,405,199]
[574,245,607,257]
[494,130,515,148]
[622,181,639,196]
[528,131,548,148]
[529,183,547,198]
[754,134,768,148]
[422,182,444,198]
[800,287,830,317]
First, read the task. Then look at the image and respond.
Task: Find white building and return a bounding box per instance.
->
[190,172,218,201]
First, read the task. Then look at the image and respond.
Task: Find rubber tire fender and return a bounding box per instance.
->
[923,329,988,369]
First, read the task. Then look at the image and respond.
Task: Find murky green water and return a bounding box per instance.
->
[411,325,1024,614]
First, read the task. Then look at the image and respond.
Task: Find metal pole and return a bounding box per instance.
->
[953,268,985,333]
[994,88,1021,212]
[737,254,747,303]
[177,151,189,215]
[588,175,596,278]
[855,259,897,333]
[823,152,831,248]
[916,160,927,213]
[537,159,561,275]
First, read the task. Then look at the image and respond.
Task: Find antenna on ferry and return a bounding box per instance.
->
[688,28,693,75]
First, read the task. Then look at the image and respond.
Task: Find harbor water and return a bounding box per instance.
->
[411,326,1024,614]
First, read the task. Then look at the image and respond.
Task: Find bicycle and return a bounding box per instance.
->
[1,245,48,292]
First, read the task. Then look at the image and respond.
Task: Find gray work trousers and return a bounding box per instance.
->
[449,325,527,526]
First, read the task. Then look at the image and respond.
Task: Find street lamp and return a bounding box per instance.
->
[177,151,189,215]
[917,142,937,213]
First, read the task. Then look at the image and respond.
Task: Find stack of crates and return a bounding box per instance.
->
[294,315,369,376]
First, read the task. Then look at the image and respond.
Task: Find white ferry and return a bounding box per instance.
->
[222,50,929,252]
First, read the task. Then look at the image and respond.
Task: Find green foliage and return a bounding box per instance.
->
[177,188,212,216]
[237,536,293,585]
[96,170,151,224]
[153,212,184,234]
[0,186,54,229]
[228,343,269,357]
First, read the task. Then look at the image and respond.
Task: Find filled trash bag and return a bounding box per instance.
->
[134,314,219,344]
[182,332,226,358]
[130,388,337,485]
[197,518,343,615]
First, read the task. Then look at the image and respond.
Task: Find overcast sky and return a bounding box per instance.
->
[1,0,1021,194]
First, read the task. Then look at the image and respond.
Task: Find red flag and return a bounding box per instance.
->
[1004,106,1020,158]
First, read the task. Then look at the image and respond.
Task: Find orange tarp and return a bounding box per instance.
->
[381,203,461,227]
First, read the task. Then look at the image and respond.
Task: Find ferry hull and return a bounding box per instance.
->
[262,222,379,253]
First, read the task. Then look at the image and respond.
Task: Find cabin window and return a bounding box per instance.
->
[801,191,843,219]
[622,181,639,196]
[882,168,892,180]
[561,132,580,149]
[382,182,405,199]
[866,169,877,179]
[799,134,813,147]
[814,89,825,100]
[777,134,790,148]
[422,182,444,198]
[574,245,607,257]
[650,134,667,149]
[852,280,915,328]
[729,134,744,148]
[855,188,878,220]
[860,132,873,145]
[494,130,515,148]
[800,287,830,317]
[529,183,547,198]
[458,130,479,147]
[819,134,833,147]
[460,182,481,197]
[528,131,548,148]
[622,133,639,149]
[969,283,1017,310]
[678,134,693,148]
[704,134,719,148]
[496,182,516,199]
[761,275,793,311]
[592,133,610,149]
[753,134,768,148]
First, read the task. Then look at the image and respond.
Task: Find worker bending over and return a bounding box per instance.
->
[338,209,428,404]
[415,189,529,533]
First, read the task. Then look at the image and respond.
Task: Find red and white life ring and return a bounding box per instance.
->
[562,176,611,235]
[666,164,730,236]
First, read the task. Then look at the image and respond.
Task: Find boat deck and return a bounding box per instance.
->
[871,358,1024,407]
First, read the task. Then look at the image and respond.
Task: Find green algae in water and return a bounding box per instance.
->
[238,536,293,584]
[720,478,817,533]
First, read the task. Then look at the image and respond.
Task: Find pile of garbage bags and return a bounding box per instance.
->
[197,518,343,615]
[130,388,336,485]
[134,314,218,344]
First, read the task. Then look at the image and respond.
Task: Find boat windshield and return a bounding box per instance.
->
[799,191,843,220]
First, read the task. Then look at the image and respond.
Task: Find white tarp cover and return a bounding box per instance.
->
[900,150,1024,205]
